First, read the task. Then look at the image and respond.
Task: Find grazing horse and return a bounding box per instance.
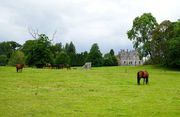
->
[66,64,71,70]
[51,64,64,69]
[137,71,149,85]
[16,64,24,72]
[45,63,52,69]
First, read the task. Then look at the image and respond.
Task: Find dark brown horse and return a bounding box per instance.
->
[16,64,24,72]
[66,64,71,70]
[137,71,149,85]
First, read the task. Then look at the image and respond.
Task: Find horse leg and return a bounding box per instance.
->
[16,68,18,72]
[146,77,148,84]
[137,72,140,85]
[137,77,140,85]
[143,78,146,85]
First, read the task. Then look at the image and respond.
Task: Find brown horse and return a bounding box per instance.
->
[137,71,149,85]
[66,64,71,70]
[16,64,24,72]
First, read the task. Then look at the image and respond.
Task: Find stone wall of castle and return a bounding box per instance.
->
[117,49,143,66]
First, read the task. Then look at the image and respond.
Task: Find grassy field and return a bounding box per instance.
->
[0,66,179,117]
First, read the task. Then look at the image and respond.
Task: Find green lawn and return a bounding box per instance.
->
[0,66,179,117]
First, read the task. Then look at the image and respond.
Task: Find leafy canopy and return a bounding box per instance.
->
[127,13,158,59]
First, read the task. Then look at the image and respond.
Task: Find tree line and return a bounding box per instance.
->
[127,13,180,68]
[0,12,179,68]
[0,34,118,67]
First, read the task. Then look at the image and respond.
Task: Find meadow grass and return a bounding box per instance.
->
[0,66,179,117]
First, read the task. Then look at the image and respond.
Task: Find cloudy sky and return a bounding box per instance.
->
[0,0,179,54]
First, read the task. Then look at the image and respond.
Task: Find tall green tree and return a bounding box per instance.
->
[151,20,173,64]
[68,41,76,54]
[64,43,69,52]
[110,49,115,56]
[165,21,180,68]
[151,20,180,68]
[166,37,180,68]
[87,43,103,67]
[64,41,76,66]
[127,13,158,59]
[26,34,53,67]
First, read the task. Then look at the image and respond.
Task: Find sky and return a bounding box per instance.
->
[0,0,179,54]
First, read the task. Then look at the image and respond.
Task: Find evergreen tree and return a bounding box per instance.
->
[64,42,76,66]
[64,43,69,53]
[87,43,103,67]
[110,49,115,56]
[68,41,76,54]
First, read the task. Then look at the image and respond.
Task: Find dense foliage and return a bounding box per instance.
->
[0,13,179,68]
[128,13,180,68]
[127,13,158,59]
[0,55,7,66]
[0,37,117,67]
[25,34,53,67]
[103,49,118,66]
[0,41,21,58]
[55,51,70,65]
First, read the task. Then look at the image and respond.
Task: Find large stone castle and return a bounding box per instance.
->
[117,49,143,66]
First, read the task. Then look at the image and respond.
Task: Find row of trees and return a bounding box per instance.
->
[0,34,118,67]
[127,13,180,68]
[0,12,179,68]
